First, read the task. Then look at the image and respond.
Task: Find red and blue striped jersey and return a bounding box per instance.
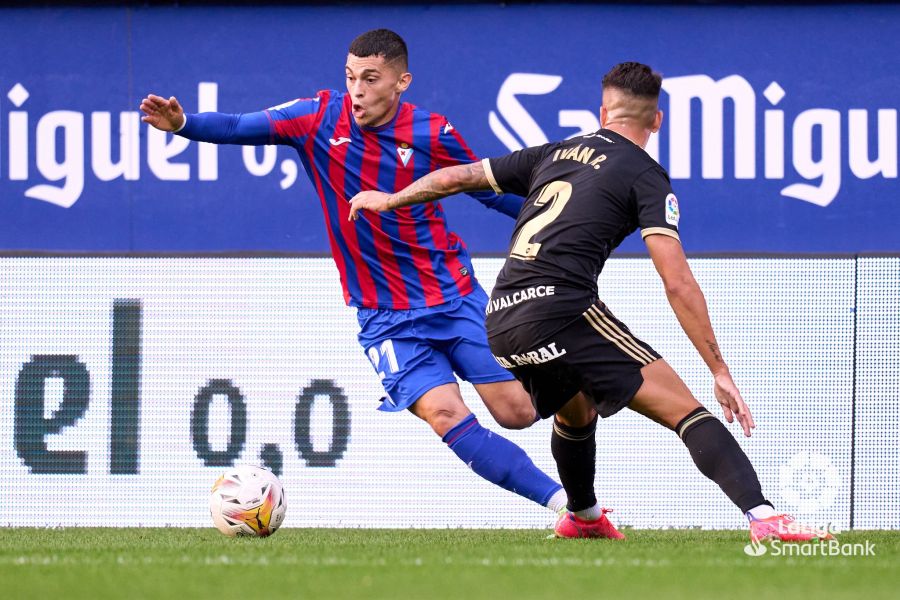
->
[179,90,522,309]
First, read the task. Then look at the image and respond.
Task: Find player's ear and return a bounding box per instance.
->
[651,109,663,133]
[599,105,609,128]
[396,71,412,93]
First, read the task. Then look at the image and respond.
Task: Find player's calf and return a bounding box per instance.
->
[443,413,566,509]
[676,407,770,512]
[412,383,567,512]
[551,395,599,514]
[630,361,771,513]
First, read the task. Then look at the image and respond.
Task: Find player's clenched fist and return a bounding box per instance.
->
[349,191,393,220]
[139,94,186,132]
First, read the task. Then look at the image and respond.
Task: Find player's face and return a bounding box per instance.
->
[345,54,411,128]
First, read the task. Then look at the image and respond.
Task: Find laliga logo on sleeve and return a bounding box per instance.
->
[665,193,680,226]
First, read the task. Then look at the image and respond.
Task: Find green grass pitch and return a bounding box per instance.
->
[2,528,897,599]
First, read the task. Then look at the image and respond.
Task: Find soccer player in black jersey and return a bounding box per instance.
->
[349,62,832,544]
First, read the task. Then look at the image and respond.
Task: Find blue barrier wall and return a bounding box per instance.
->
[1,4,898,252]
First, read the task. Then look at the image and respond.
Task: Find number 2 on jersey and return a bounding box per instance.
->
[509,180,573,261]
[367,339,399,381]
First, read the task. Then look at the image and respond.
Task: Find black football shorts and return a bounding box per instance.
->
[488,300,661,419]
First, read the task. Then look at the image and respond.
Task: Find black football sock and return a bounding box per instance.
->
[550,415,598,512]
[676,407,770,513]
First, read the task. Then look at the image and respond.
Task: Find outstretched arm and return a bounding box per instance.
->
[645,234,755,437]
[140,93,272,145]
[348,161,490,220]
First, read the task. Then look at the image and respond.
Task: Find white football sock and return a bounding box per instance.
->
[574,503,602,521]
[747,504,777,520]
[546,489,568,513]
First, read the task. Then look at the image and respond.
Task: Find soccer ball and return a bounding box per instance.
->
[209,465,286,537]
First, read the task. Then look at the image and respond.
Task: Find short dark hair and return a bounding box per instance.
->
[348,29,408,70]
[602,62,662,98]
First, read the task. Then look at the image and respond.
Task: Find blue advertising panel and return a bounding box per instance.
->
[0,4,898,252]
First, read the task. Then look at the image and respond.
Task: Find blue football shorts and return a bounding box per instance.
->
[356,285,515,412]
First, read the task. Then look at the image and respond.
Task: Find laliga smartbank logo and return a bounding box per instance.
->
[490,73,898,207]
[740,450,874,559]
[743,520,844,557]
[743,532,876,559]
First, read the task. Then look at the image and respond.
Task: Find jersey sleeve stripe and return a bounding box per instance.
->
[482,158,503,194]
[640,227,680,241]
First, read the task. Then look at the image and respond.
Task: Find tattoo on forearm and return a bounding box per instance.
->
[392,162,489,209]
[707,341,723,363]
[388,177,436,209]
[461,162,489,189]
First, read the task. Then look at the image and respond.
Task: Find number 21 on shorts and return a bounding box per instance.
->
[367,339,399,381]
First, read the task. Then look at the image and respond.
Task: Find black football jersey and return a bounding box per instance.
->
[483,129,680,334]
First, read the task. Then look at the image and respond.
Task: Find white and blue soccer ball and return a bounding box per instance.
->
[209,465,286,537]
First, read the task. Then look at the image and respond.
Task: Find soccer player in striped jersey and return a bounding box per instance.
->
[140,29,567,516]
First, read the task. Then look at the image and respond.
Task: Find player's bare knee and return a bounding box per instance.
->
[409,383,471,436]
[425,406,469,436]
[411,392,471,436]
[492,402,536,430]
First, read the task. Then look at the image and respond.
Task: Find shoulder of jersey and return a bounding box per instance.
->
[267,89,341,114]
[325,89,347,107]
[297,89,343,111]
[407,103,448,126]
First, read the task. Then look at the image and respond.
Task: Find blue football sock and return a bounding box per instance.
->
[442,414,562,507]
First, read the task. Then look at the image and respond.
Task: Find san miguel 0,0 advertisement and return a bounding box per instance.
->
[0,4,897,253]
